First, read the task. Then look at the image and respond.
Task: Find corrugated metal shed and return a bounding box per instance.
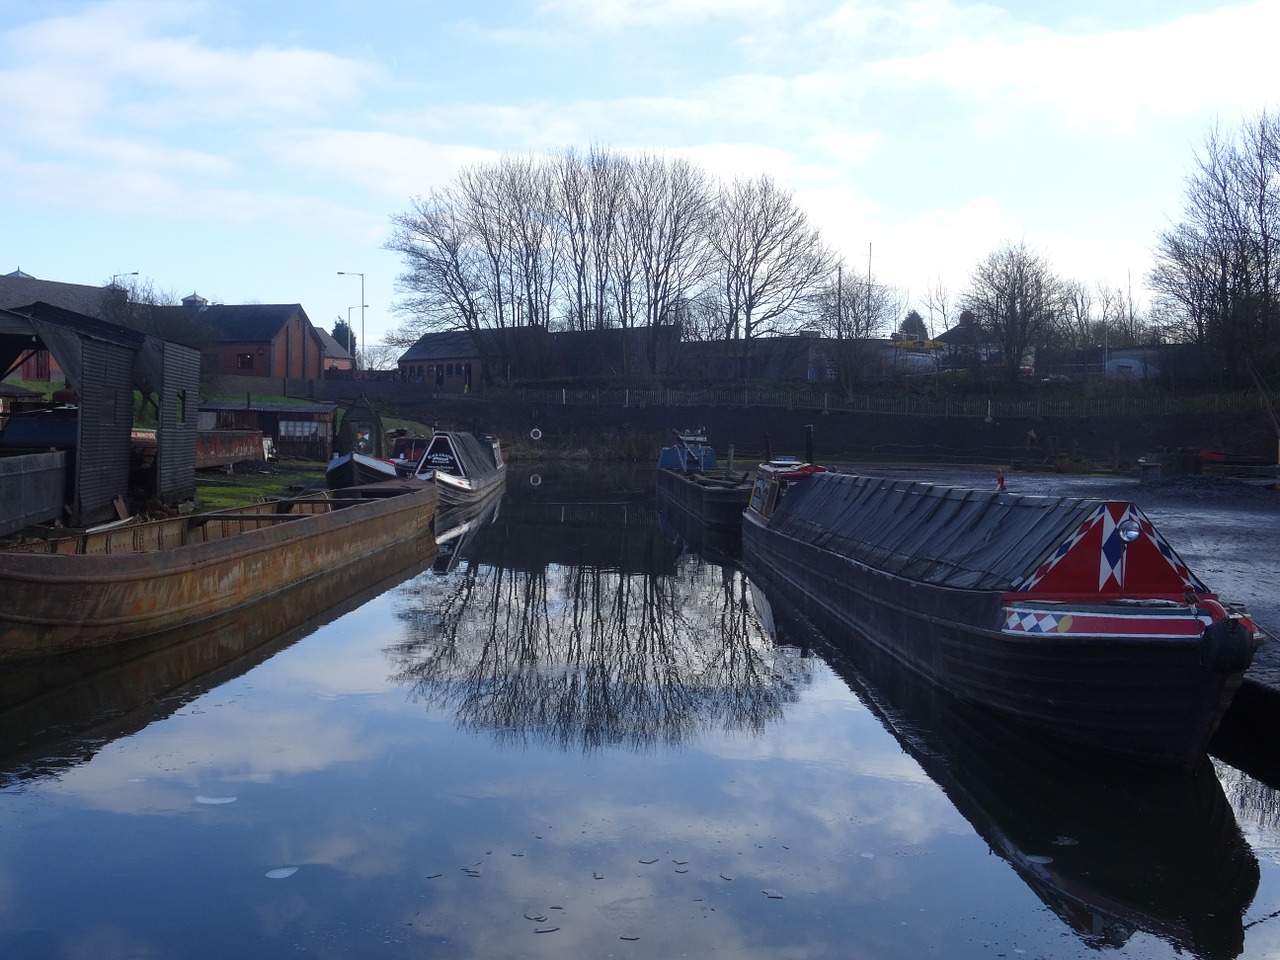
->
[153,338,200,502]
[0,301,200,528]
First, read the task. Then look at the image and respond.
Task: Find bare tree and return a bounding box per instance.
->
[963,241,1063,381]
[920,275,951,338]
[709,175,834,378]
[385,188,488,342]
[1150,110,1280,374]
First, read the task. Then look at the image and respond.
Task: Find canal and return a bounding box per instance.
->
[2,463,1279,959]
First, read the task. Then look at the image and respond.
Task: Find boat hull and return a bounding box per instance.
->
[431,465,506,506]
[0,483,438,660]
[326,451,399,489]
[743,512,1249,770]
[655,468,752,534]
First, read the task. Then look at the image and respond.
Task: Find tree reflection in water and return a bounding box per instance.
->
[387,540,812,752]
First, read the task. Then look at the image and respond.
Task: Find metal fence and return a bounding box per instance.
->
[503,386,1267,420]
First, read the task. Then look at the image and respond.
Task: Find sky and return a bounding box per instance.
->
[2,0,1278,351]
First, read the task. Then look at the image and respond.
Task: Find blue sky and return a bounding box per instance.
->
[2,0,1277,349]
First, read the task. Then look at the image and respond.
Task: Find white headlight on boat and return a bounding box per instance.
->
[1118,518,1142,543]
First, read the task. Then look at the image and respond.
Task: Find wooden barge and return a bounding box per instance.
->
[0,480,438,660]
[742,467,1262,770]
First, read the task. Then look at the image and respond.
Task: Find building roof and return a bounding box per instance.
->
[316,327,353,360]
[399,330,483,362]
[159,302,316,343]
[0,270,111,318]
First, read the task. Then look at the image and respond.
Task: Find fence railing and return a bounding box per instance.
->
[502,386,1266,420]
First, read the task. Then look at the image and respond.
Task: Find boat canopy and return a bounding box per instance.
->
[769,473,1210,600]
[420,431,500,478]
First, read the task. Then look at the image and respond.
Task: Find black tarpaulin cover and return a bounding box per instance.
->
[768,473,1127,593]
[424,431,499,480]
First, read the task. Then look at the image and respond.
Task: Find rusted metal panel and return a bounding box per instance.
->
[195,430,265,469]
[0,451,69,536]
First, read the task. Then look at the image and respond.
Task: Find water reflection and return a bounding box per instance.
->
[749,581,1260,960]
[0,531,438,786]
[387,465,812,751]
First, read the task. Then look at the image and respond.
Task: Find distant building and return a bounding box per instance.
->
[162,295,326,380]
[317,328,355,376]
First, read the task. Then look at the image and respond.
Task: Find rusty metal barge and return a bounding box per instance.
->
[742,467,1262,771]
[655,429,753,535]
[0,480,438,661]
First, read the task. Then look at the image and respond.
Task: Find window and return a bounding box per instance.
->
[237,353,254,370]
[279,420,321,440]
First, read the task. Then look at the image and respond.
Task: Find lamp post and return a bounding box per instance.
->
[110,271,138,288]
[338,271,365,376]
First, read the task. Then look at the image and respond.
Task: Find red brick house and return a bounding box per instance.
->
[175,295,326,380]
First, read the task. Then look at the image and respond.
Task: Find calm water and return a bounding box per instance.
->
[3,464,1280,959]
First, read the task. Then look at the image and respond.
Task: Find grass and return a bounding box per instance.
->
[194,459,327,512]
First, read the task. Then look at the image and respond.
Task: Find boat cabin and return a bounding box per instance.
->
[747,458,828,522]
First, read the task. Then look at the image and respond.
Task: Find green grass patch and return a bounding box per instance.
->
[194,460,327,512]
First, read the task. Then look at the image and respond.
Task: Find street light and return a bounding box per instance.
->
[337,271,365,375]
[110,271,138,288]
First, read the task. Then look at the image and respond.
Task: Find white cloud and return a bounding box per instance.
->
[871,1,1280,129]
[537,0,792,30]
[269,131,495,199]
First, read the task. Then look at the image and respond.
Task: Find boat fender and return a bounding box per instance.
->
[529,473,542,488]
[530,427,542,441]
[1200,617,1255,674]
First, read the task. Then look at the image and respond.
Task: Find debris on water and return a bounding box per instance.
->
[1026,855,1054,864]
[426,873,442,879]
[672,859,688,865]
[463,868,482,877]
[534,926,559,934]
[762,889,784,899]
[511,851,525,857]
[1052,836,1079,846]
[195,795,237,804]
[639,857,658,864]
[524,912,547,922]
[593,872,605,880]
[620,934,640,941]
[675,868,689,874]
[720,873,733,881]
[265,867,297,879]
[860,852,874,859]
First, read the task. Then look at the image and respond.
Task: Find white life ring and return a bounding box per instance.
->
[530,427,542,441]
[529,473,542,487]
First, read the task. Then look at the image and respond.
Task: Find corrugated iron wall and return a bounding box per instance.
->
[73,339,135,525]
[156,341,200,502]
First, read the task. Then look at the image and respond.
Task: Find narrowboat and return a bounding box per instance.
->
[0,479,438,660]
[751,583,1258,959]
[655,428,754,536]
[413,430,506,506]
[741,468,1262,770]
